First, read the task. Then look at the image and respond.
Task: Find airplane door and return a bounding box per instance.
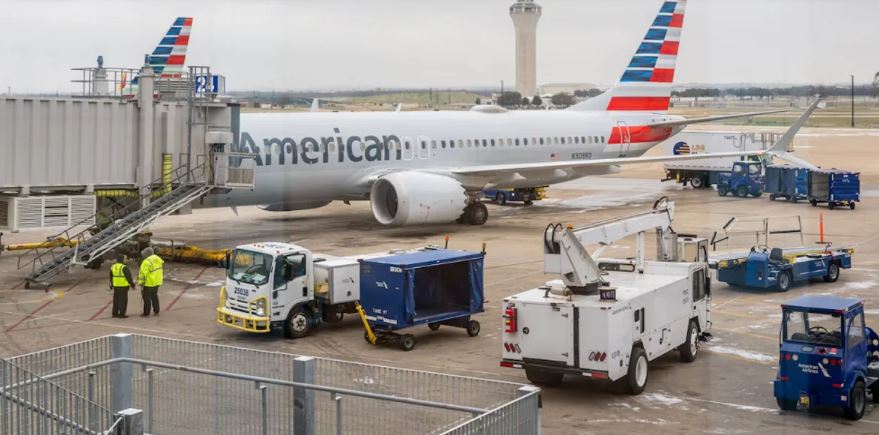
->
[401,136,415,161]
[615,121,631,157]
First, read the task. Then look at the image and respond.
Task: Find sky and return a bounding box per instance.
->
[0,0,877,93]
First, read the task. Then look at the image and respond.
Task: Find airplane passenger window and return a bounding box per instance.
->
[490,139,496,146]
[515,138,520,146]
[466,139,472,147]
[449,140,455,148]
[405,141,410,149]
[483,139,489,147]
[431,140,437,149]
[507,138,512,146]
[524,138,528,146]
[593,136,599,143]
[568,137,573,144]
[539,137,544,145]
[532,137,537,145]
[458,140,464,147]
[483,140,487,147]
[421,141,426,149]
[561,137,566,145]
[441,140,446,148]
[574,137,580,144]
[554,137,559,145]
[601,136,606,143]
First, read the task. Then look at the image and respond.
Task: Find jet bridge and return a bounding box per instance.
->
[0,62,256,286]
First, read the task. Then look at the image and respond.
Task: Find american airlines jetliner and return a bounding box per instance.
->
[194,0,804,226]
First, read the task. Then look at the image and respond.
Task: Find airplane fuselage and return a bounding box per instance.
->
[201,108,681,210]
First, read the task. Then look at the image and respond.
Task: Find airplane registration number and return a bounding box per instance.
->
[571,152,593,160]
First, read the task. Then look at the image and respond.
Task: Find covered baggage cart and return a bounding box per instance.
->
[809,169,860,209]
[358,248,485,350]
[766,165,809,203]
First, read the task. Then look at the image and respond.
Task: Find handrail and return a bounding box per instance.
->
[17,159,209,275]
[33,357,489,416]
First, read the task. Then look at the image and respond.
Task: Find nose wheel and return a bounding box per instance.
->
[458,202,488,225]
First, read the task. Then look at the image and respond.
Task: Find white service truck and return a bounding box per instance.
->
[216,242,368,338]
[661,131,780,188]
[500,199,712,394]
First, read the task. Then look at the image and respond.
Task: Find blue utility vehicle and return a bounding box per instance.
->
[774,295,879,420]
[712,245,852,291]
[716,161,764,198]
[484,187,546,206]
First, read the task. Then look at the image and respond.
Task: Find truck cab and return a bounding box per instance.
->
[717,161,764,198]
[774,295,879,420]
[217,242,360,338]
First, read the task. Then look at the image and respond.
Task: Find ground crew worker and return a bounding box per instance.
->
[138,247,164,317]
[109,255,134,318]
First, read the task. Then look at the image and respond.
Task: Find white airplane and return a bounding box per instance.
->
[203,0,805,226]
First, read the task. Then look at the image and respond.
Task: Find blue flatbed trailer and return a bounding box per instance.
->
[809,169,860,210]
[774,295,879,420]
[766,165,809,203]
[483,187,546,206]
[359,249,485,351]
[711,246,852,291]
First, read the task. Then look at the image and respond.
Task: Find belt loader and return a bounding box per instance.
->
[500,198,711,394]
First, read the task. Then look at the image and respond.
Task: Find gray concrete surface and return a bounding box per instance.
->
[1,130,877,434]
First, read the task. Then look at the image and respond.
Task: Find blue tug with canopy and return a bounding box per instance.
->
[774,295,879,420]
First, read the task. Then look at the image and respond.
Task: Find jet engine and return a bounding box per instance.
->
[370,172,468,226]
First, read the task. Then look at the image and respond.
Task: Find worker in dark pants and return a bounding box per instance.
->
[109,255,134,318]
[138,247,164,317]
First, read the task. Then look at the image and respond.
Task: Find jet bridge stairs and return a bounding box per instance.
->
[17,154,254,288]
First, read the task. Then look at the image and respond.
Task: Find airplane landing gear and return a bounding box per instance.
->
[458,202,488,225]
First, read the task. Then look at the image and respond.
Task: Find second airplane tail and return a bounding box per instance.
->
[569,0,687,113]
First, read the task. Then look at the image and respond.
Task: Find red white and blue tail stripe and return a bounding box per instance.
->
[149,17,193,78]
[569,0,686,112]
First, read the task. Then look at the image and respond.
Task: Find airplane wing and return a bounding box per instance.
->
[448,100,820,180]
[647,109,788,128]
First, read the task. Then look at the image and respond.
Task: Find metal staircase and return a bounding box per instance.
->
[18,162,212,287]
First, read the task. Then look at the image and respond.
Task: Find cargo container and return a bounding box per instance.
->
[808,170,860,210]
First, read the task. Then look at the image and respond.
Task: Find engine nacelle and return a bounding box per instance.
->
[370,172,468,226]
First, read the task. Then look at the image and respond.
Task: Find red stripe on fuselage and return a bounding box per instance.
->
[670,13,684,28]
[607,97,670,111]
[608,126,674,144]
[650,68,675,83]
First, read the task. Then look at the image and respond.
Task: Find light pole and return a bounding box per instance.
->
[500,80,505,106]
[851,74,855,128]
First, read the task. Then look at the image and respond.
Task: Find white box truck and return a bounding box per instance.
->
[661,131,779,188]
[500,199,711,394]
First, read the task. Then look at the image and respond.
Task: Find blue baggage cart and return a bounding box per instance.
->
[766,165,809,203]
[712,246,852,292]
[359,249,485,350]
[809,169,860,210]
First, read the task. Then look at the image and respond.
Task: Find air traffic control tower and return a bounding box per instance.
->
[510,0,541,98]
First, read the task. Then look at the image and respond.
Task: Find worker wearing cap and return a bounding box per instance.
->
[109,255,134,318]
[138,247,164,317]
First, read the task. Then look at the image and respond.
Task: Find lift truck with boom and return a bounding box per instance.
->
[500,198,712,394]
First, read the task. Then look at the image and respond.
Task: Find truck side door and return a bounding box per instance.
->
[691,267,710,332]
[845,311,868,383]
[273,253,309,312]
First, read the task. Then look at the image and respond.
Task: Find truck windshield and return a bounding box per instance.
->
[783,310,842,347]
[228,249,272,286]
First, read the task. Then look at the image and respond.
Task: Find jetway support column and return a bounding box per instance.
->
[137,62,155,207]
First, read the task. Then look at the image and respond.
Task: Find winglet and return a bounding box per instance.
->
[310,98,319,112]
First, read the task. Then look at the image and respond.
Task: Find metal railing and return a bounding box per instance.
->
[1,358,121,434]
[16,159,209,280]
[7,334,540,435]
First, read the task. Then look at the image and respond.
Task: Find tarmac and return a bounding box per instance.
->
[1,127,877,434]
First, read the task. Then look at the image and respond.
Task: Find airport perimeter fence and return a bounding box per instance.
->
[4,334,540,435]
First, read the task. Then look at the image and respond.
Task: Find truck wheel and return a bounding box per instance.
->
[810,199,817,207]
[690,177,704,189]
[678,320,699,363]
[735,186,749,198]
[872,385,879,404]
[850,202,856,210]
[844,380,866,421]
[524,199,534,206]
[777,272,792,292]
[496,193,506,205]
[752,190,763,198]
[525,369,563,386]
[769,194,777,201]
[717,186,729,197]
[428,322,441,331]
[466,320,480,337]
[284,307,312,339]
[776,398,797,411]
[823,262,840,283]
[400,334,416,351]
[829,202,836,210]
[625,347,648,395]
[469,203,488,226]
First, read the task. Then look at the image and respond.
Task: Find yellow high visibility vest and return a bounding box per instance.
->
[111,263,129,287]
[139,255,164,287]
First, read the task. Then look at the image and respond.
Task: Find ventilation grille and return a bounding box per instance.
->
[1,195,96,231]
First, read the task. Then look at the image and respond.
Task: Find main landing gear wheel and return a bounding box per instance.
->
[460,203,488,226]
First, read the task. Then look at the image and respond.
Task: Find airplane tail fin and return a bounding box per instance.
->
[569,0,686,112]
[149,17,193,78]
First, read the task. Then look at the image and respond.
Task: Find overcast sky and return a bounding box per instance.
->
[1,0,876,93]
